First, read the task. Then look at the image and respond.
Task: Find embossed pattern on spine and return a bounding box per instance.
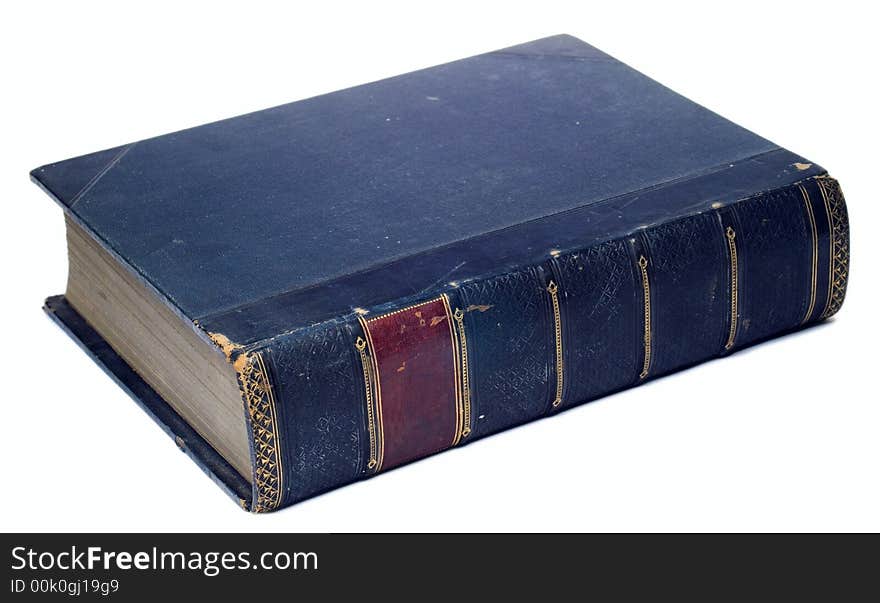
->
[262,322,363,503]
[458,269,550,437]
[724,226,739,350]
[642,213,728,375]
[637,256,652,379]
[735,184,811,346]
[817,177,850,319]
[799,184,819,324]
[546,280,564,408]
[553,240,638,404]
[237,352,283,513]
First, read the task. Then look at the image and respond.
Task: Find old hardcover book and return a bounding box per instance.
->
[33,35,850,512]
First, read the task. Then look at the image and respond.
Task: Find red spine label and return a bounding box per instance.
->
[362,298,458,470]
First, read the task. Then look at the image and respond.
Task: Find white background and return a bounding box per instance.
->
[1,1,877,532]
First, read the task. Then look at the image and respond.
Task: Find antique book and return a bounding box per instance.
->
[33,34,850,512]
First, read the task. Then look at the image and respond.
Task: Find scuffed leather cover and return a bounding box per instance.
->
[32,34,800,324]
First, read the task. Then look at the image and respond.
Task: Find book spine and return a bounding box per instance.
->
[234,175,849,512]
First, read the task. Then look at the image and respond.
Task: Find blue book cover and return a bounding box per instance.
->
[33,35,849,511]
